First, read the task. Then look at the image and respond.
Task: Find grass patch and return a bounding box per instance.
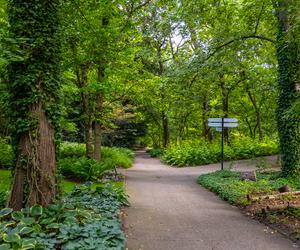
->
[198,170,300,206]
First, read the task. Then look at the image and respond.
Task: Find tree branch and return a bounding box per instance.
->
[207,34,276,60]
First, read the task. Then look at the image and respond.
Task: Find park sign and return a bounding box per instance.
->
[208,118,238,170]
[208,118,238,128]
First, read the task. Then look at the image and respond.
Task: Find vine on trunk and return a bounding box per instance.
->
[7,0,61,210]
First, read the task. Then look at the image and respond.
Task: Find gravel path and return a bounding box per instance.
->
[123,152,298,250]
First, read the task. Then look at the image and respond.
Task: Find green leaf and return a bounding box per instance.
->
[47,223,60,229]
[19,226,33,235]
[0,208,13,219]
[21,239,36,250]
[30,205,43,216]
[12,211,24,221]
[40,217,54,225]
[0,244,10,250]
[3,233,21,243]
[20,217,35,226]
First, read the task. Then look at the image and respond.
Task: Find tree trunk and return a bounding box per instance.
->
[247,91,263,141]
[8,0,60,210]
[162,111,170,148]
[202,100,213,142]
[9,105,57,210]
[94,64,105,161]
[275,0,300,176]
[220,77,229,143]
[77,63,93,158]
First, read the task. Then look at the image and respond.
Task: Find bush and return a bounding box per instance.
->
[59,142,86,158]
[198,170,300,206]
[101,147,134,169]
[58,157,114,181]
[162,138,278,167]
[0,183,127,250]
[147,148,163,158]
[58,144,134,181]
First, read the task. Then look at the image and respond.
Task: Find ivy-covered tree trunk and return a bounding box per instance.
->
[7,0,61,210]
[275,0,300,176]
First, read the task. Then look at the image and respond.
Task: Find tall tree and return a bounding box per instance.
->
[273,0,300,176]
[7,0,61,210]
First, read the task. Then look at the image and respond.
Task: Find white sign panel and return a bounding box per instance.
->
[208,123,222,127]
[224,123,238,128]
[208,118,238,123]
[216,128,223,132]
[208,123,239,128]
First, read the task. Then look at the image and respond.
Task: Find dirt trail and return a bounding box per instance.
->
[123,152,297,250]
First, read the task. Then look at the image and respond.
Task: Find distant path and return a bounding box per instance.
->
[123,152,297,250]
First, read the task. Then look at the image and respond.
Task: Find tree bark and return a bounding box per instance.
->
[8,103,56,209]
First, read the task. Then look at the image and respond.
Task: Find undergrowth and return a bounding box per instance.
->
[0,183,127,250]
[198,170,300,206]
[162,137,278,166]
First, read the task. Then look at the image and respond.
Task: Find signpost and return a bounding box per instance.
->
[208,118,238,170]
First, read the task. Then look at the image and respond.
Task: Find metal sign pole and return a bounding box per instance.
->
[221,117,224,170]
[208,117,238,171]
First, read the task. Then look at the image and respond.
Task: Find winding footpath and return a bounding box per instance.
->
[123,152,298,250]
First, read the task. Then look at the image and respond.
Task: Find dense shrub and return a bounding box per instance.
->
[59,142,86,158]
[162,138,278,167]
[58,157,114,181]
[101,147,134,169]
[0,184,127,250]
[58,144,133,181]
[147,148,163,158]
[198,170,300,206]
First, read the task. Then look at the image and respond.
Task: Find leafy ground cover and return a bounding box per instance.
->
[198,170,300,240]
[0,183,127,250]
[162,138,278,166]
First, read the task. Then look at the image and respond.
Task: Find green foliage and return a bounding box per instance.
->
[58,157,114,181]
[148,148,163,158]
[59,142,86,158]
[0,139,12,168]
[58,143,133,181]
[198,170,300,206]
[162,138,278,167]
[0,183,127,250]
[0,170,10,208]
[101,147,134,169]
